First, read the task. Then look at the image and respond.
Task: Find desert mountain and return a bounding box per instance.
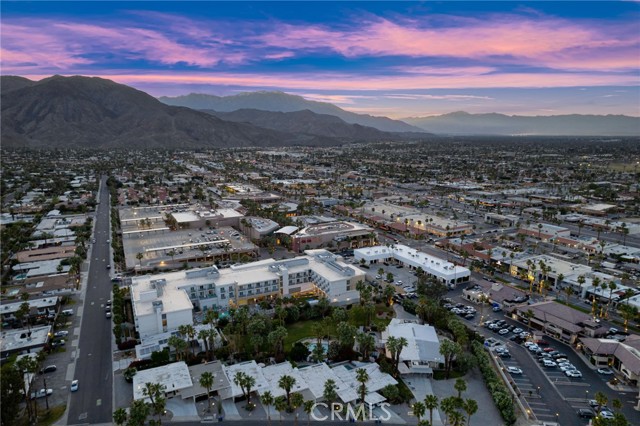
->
[159,91,424,133]
[205,108,421,141]
[0,75,354,149]
[404,111,640,136]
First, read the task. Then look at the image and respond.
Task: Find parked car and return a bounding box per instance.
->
[106,312,112,319]
[597,367,614,375]
[542,360,557,368]
[577,408,595,419]
[599,410,614,419]
[70,379,79,392]
[39,365,57,374]
[507,366,523,375]
[566,370,583,378]
[53,331,68,338]
[30,389,53,399]
[499,328,510,335]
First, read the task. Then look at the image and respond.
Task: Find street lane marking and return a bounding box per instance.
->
[96,399,102,406]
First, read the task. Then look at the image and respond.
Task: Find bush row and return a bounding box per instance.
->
[471,341,517,425]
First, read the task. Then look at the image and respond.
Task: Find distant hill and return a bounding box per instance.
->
[159,91,424,133]
[0,75,352,149]
[205,108,423,142]
[404,111,640,136]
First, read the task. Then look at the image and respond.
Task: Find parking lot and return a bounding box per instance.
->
[443,288,640,425]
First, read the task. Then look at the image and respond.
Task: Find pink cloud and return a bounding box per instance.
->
[19,70,636,92]
[257,16,639,72]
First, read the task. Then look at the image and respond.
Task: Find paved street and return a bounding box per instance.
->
[67,176,114,425]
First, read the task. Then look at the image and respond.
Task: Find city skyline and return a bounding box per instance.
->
[2,1,639,118]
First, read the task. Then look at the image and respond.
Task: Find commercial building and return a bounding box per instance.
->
[354,244,470,287]
[517,223,571,242]
[133,361,193,402]
[513,301,603,344]
[291,221,375,252]
[579,335,640,386]
[238,217,279,240]
[509,255,592,289]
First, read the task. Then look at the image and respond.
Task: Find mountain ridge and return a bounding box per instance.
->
[403,111,640,136]
[159,91,424,133]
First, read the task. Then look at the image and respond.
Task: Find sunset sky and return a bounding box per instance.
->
[2,1,639,118]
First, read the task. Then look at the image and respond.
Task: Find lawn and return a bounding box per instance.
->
[283,303,394,350]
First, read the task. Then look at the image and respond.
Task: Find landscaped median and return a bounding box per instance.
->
[471,341,518,425]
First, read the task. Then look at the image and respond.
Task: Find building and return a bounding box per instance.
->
[130,277,194,339]
[291,221,375,253]
[510,255,592,289]
[134,324,223,360]
[238,217,279,240]
[354,244,470,287]
[133,361,193,402]
[518,223,571,242]
[513,301,603,344]
[381,319,442,375]
[484,213,520,228]
[130,250,365,337]
[579,335,640,385]
[462,282,528,310]
[0,296,60,326]
[1,325,52,362]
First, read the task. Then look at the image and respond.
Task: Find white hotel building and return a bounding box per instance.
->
[353,244,470,287]
[130,249,364,338]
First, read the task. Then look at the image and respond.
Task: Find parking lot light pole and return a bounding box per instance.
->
[585,390,589,401]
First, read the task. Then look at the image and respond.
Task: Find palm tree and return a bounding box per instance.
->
[424,394,439,426]
[262,391,274,425]
[454,378,467,399]
[290,392,304,425]
[199,372,214,412]
[355,368,370,405]
[113,408,128,425]
[143,382,167,426]
[463,399,478,426]
[303,400,315,426]
[179,324,197,357]
[619,304,638,332]
[606,281,617,318]
[323,379,338,407]
[594,391,608,410]
[274,396,287,425]
[412,401,426,423]
[450,410,466,426]
[439,396,457,426]
[278,374,296,408]
[234,371,256,408]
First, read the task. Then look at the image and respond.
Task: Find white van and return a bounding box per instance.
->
[61,309,74,316]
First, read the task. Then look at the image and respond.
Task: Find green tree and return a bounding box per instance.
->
[113,408,128,426]
[355,368,370,406]
[323,379,338,406]
[143,382,167,426]
[463,399,478,426]
[1,363,23,426]
[303,400,315,426]
[199,372,214,413]
[290,392,304,425]
[234,371,257,409]
[274,396,287,425]
[262,391,274,425]
[128,399,151,426]
[454,378,467,399]
[439,339,462,379]
[412,401,426,422]
[424,394,439,426]
[357,332,375,359]
[278,374,296,409]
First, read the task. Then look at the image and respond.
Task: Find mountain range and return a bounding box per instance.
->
[404,111,640,136]
[159,91,423,133]
[1,76,415,149]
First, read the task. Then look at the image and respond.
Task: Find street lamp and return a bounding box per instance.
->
[555,413,559,423]
[585,390,589,401]
[536,386,540,395]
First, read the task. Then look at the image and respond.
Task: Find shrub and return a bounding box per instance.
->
[117,339,137,351]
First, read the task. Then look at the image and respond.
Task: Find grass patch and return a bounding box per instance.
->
[432,370,465,380]
[284,319,336,351]
[18,405,66,426]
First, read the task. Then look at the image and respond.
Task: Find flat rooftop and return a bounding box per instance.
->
[133,361,193,401]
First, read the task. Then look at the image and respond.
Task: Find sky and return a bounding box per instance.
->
[1,1,639,118]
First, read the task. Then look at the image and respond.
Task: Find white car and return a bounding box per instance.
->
[565,370,582,378]
[30,389,53,399]
[524,341,535,348]
[54,330,69,338]
[512,328,523,334]
[597,368,614,375]
[70,379,79,392]
[542,360,557,368]
[599,410,614,419]
[507,366,523,375]
[559,364,575,372]
[499,329,510,335]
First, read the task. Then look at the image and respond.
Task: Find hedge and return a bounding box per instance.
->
[471,341,517,425]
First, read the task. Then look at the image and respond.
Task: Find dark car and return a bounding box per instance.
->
[39,365,57,374]
[577,408,595,419]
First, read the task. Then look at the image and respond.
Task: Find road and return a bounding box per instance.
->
[67,176,114,424]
